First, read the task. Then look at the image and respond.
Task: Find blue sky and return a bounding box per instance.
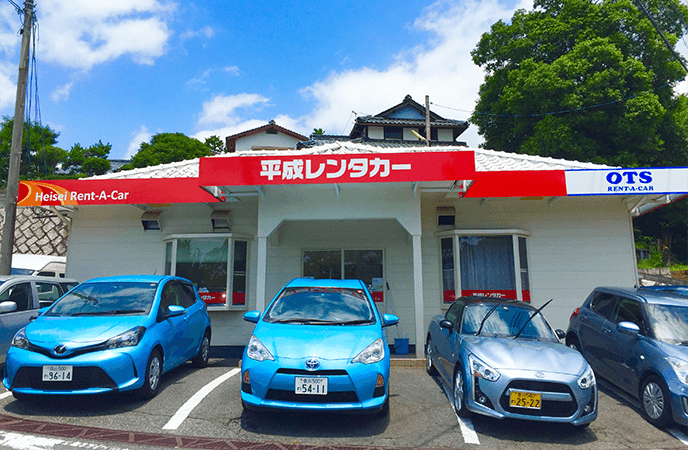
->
[1,0,687,161]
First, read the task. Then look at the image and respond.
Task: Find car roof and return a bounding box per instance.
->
[284,278,366,289]
[593,286,688,306]
[0,275,78,283]
[80,275,175,284]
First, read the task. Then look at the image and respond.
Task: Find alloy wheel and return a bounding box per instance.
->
[643,381,665,420]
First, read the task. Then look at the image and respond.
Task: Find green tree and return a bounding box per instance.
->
[204,135,226,154]
[125,133,213,169]
[313,128,325,135]
[470,0,688,168]
[65,141,112,176]
[0,117,66,186]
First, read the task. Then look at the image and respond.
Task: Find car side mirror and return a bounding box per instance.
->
[243,310,261,323]
[167,305,185,317]
[0,301,17,314]
[440,319,454,331]
[617,321,640,335]
[555,329,566,340]
[382,313,399,327]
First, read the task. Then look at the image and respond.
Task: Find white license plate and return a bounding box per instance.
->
[295,377,328,395]
[42,365,73,382]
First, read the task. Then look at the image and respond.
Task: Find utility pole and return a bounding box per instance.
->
[425,95,431,147]
[1,0,35,275]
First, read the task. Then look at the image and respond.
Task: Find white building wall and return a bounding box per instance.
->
[437,129,453,142]
[368,126,384,140]
[419,195,637,333]
[403,128,420,141]
[235,132,301,151]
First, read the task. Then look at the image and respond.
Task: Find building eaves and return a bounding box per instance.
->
[357,117,468,128]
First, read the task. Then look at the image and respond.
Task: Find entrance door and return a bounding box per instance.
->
[302,249,384,302]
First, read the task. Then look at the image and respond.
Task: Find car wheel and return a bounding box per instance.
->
[426,337,438,375]
[568,337,581,352]
[192,332,210,368]
[453,368,471,417]
[138,349,162,399]
[640,375,672,428]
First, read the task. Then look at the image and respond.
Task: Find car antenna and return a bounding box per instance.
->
[513,299,553,339]
[475,303,502,336]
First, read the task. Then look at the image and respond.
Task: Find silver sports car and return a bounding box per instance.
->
[426,296,597,426]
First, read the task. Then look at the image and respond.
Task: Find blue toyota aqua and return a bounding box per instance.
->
[3,275,211,400]
[240,278,399,415]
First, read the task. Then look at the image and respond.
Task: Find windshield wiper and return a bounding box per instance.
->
[475,304,502,336]
[69,309,146,316]
[513,299,553,339]
[272,318,333,324]
[336,319,374,325]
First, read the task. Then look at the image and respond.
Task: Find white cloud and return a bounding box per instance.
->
[0,62,15,110]
[50,82,73,102]
[292,0,535,147]
[197,93,269,127]
[126,125,152,158]
[37,0,175,70]
[180,26,215,41]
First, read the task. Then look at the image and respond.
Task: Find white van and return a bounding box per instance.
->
[10,254,66,278]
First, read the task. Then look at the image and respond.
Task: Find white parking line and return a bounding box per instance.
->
[441,383,480,445]
[0,392,13,400]
[162,368,240,430]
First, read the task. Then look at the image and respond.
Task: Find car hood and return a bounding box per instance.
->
[253,323,383,361]
[654,340,688,361]
[25,316,147,346]
[462,336,588,375]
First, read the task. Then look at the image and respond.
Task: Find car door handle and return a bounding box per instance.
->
[602,327,612,334]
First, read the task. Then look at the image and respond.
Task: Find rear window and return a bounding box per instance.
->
[264,287,376,325]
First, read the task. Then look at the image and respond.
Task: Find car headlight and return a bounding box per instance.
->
[104,327,146,349]
[11,327,29,350]
[352,338,385,364]
[667,357,688,384]
[577,365,596,389]
[468,354,500,382]
[246,335,274,361]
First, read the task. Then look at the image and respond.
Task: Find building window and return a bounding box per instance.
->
[384,126,402,140]
[438,230,531,303]
[164,234,250,308]
[302,249,384,302]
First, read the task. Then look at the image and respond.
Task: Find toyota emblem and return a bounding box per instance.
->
[53,345,67,355]
[305,357,320,371]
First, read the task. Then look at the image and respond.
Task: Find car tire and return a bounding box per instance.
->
[640,375,672,428]
[426,337,438,376]
[567,336,581,352]
[453,368,471,417]
[192,332,210,368]
[138,349,162,400]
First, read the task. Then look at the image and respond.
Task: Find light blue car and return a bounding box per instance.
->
[426,296,597,426]
[240,278,399,415]
[3,275,211,400]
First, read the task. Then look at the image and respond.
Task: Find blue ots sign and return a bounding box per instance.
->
[565,168,688,196]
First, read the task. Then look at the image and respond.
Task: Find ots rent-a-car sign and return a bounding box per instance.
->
[565,168,688,196]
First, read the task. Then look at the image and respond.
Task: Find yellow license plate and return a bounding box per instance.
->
[509,390,541,409]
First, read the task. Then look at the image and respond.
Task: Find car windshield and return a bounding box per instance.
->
[646,304,688,345]
[461,303,558,341]
[263,287,376,325]
[45,282,158,316]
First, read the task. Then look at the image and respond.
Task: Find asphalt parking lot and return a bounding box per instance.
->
[0,359,687,450]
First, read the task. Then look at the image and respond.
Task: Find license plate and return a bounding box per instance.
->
[42,365,73,382]
[295,377,328,395]
[509,390,541,409]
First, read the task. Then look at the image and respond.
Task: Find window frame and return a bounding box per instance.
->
[436,229,531,305]
[163,233,251,311]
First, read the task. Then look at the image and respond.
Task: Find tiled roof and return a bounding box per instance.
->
[355,116,468,127]
[299,135,468,148]
[88,142,611,180]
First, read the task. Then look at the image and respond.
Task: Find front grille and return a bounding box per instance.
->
[11,367,117,391]
[500,380,577,417]
[265,389,359,403]
[276,368,348,376]
[27,342,105,360]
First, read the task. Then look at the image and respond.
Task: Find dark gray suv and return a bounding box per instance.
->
[566,286,688,428]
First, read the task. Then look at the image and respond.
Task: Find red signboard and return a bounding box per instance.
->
[18,179,220,207]
[463,171,567,198]
[199,151,476,186]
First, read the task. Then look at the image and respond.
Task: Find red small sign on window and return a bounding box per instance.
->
[199,292,226,304]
